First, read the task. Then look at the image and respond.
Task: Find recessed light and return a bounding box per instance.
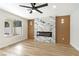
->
[53,5,56,8]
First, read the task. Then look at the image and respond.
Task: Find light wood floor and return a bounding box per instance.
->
[0,39,79,56]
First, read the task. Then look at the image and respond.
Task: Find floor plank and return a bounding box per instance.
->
[0,39,79,56]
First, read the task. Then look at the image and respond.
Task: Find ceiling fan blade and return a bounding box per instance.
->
[31,3,34,7]
[31,3,36,8]
[35,9,43,13]
[19,5,32,8]
[35,3,48,8]
[30,10,32,13]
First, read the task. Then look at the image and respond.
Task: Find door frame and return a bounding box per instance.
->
[28,19,34,40]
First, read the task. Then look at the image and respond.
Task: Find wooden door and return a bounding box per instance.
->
[28,20,34,40]
[56,15,70,44]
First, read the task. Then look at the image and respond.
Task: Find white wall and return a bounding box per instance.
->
[70,8,79,51]
[0,9,28,48]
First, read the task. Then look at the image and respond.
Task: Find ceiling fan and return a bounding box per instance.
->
[19,3,48,14]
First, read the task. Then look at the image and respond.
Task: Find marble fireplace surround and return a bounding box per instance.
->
[34,16,56,43]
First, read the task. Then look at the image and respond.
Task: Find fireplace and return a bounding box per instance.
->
[37,31,52,37]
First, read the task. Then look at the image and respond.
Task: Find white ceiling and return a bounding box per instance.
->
[0,3,79,19]
[0,0,78,3]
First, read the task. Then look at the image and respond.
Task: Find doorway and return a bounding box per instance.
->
[28,20,34,40]
[56,15,70,44]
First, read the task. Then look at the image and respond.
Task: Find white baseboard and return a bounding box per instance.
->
[70,43,79,51]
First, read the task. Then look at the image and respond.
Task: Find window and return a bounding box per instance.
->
[5,22,10,27]
[14,20,22,35]
[14,21,22,27]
